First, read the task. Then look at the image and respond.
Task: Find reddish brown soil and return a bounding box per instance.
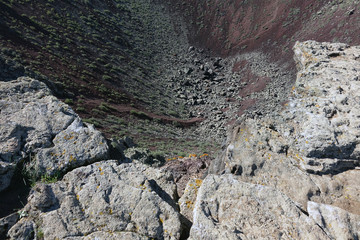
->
[170,0,360,64]
[166,0,360,118]
[237,98,257,116]
[237,61,271,98]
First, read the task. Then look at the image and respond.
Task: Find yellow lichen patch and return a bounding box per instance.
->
[294,153,304,162]
[99,212,104,215]
[245,138,248,142]
[100,172,104,175]
[76,194,79,200]
[69,155,76,162]
[195,179,202,187]
[200,153,209,158]
[96,185,100,189]
[108,209,113,215]
[98,167,102,171]
[63,134,75,141]
[159,217,164,224]
[186,200,194,209]
[129,212,132,216]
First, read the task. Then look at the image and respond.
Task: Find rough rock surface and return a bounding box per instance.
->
[178,178,202,223]
[162,155,210,196]
[189,174,328,240]
[308,201,360,239]
[0,77,109,191]
[125,147,165,167]
[203,41,360,239]
[3,41,360,240]
[8,160,182,240]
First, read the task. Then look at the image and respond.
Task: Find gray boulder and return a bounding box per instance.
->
[289,41,360,164]
[8,160,182,240]
[214,41,360,238]
[125,147,165,167]
[0,77,109,191]
[189,174,328,240]
[308,201,360,239]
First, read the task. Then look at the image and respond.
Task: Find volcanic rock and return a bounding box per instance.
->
[204,41,360,239]
[8,161,182,240]
[189,174,328,239]
[0,77,109,191]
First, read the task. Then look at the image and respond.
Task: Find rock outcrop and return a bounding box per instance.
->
[8,161,182,240]
[203,41,360,239]
[189,174,328,239]
[2,41,360,239]
[0,77,109,192]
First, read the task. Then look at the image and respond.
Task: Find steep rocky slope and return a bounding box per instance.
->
[1,41,360,239]
[2,0,360,160]
[171,0,360,58]
[199,41,360,239]
[2,0,360,238]
[0,0,220,158]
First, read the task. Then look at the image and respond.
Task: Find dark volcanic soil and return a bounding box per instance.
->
[170,0,360,60]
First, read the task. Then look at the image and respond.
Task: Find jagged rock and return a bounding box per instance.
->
[178,178,202,222]
[124,147,165,167]
[0,77,109,191]
[26,118,109,178]
[308,201,360,239]
[109,136,136,159]
[161,156,210,196]
[7,218,36,240]
[189,174,328,239]
[0,213,18,238]
[8,160,181,240]
[290,41,360,164]
[218,41,360,211]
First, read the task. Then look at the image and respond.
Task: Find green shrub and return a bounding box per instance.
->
[98,102,116,112]
[130,110,152,120]
[83,118,103,128]
[64,98,74,105]
[76,106,86,112]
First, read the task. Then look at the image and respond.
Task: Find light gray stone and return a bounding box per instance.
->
[0,77,109,191]
[0,213,18,238]
[189,174,328,240]
[221,41,360,214]
[308,201,360,239]
[7,218,36,240]
[179,178,203,222]
[9,160,181,240]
